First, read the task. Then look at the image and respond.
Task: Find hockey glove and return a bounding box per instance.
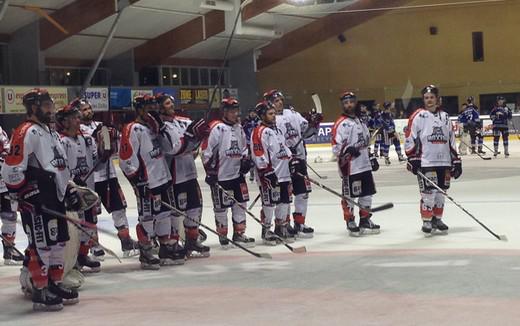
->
[370,155,379,172]
[239,158,253,176]
[260,170,278,189]
[64,183,82,211]
[186,118,210,141]
[341,146,360,158]
[289,158,305,176]
[205,174,218,187]
[407,157,421,175]
[451,157,462,179]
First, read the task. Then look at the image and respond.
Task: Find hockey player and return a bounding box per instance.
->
[153,93,210,258]
[79,99,138,257]
[331,91,380,236]
[405,85,462,236]
[56,103,101,272]
[490,96,512,157]
[202,98,255,248]
[0,126,24,265]
[264,89,321,238]
[251,101,294,244]
[369,104,383,157]
[119,95,181,269]
[380,101,405,165]
[242,107,260,181]
[2,88,80,311]
[458,97,485,155]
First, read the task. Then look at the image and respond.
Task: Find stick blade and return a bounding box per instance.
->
[311,93,322,114]
[499,235,508,242]
[483,157,492,160]
[371,202,394,212]
[290,246,307,254]
[257,253,273,259]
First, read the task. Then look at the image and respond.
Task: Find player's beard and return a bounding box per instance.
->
[35,106,52,124]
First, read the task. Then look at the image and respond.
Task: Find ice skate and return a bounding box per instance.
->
[432,216,449,235]
[422,220,433,237]
[158,242,186,265]
[139,244,161,270]
[294,222,314,238]
[346,219,360,237]
[274,224,295,243]
[49,282,79,305]
[232,232,255,248]
[359,217,380,235]
[32,287,63,312]
[2,240,24,265]
[77,254,101,273]
[185,237,210,258]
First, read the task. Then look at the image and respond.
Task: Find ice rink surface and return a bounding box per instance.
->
[1,140,519,325]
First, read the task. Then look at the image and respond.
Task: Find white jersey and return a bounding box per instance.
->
[276,108,308,159]
[119,121,171,189]
[331,115,372,175]
[405,108,457,167]
[251,123,292,182]
[80,121,117,182]
[202,120,248,182]
[60,133,98,190]
[0,126,10,193]
[2,121,70,201]
[159,115,198,184]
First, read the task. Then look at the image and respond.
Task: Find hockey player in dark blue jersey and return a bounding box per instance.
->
[380,102,405,165]
[490,96,512,157]
[368,104,383,157]
[458,97,485,155]
[242,107,260,180]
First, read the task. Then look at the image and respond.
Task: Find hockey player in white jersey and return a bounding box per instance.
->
[2,88,81,311]
[56,103,101,272]
[202,98,255,248]
[264,89,322,238]
[0,126,24,265]
[405,85,461,236]
[331,91,380,236]
[152,93,210,258]
[79,99,137,257]
[250,101,294,244]
[119,95,181,269]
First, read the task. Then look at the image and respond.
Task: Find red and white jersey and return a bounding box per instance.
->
[1,121,70,201]
[276,108,308,159]
[251,123,292,182]
[60,133,97,190]
[80,120,116,182]
[160,116,197,184]
[0,126,10,193]
[202,120,248,182]
[404,108,457,167]
[331,115,371,175]
[119,121,171,189]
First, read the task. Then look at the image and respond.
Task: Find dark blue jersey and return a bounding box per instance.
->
[242,116,260,144]
[458,105,481,128]
[490,105,512,128]
[380,111,396,133]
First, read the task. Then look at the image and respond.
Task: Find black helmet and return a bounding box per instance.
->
[421,85,439,96]
[339,91,356,102]
[263,89,284,104]
[22,88,53,114]
[221,97,239,110]
[255,101,273,117]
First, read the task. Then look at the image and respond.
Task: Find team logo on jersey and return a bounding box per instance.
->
[225,140,242,158]
[50,146,67,170]
[355,132,368,148]
[70,156,90,177]
[149,138,163,159]
[427,127,448,144]
[284,122,299,140]
[276,143,290,159]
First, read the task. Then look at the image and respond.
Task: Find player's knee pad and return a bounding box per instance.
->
[214,208,228,235]
[154,212,171,238]
[111,209,128,229]
[231,204,246,224]
[261,206,275,225]
[183,207,201,228]
[358,195,373,210]
[420,192,435,219]
[0,212,17,235]
[294,193,308,215]
[275,203,289,221]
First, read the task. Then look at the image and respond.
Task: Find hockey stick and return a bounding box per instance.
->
[160,200,272,259]
[36,205,122,262]
[248,193,261,210]
[299,173,394,213]
[215,184,306,254]
[459,139,491,160]
[0,232,25,257]
[480,142,497,155]
[305,161,327,179]
[414,168,507,241]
